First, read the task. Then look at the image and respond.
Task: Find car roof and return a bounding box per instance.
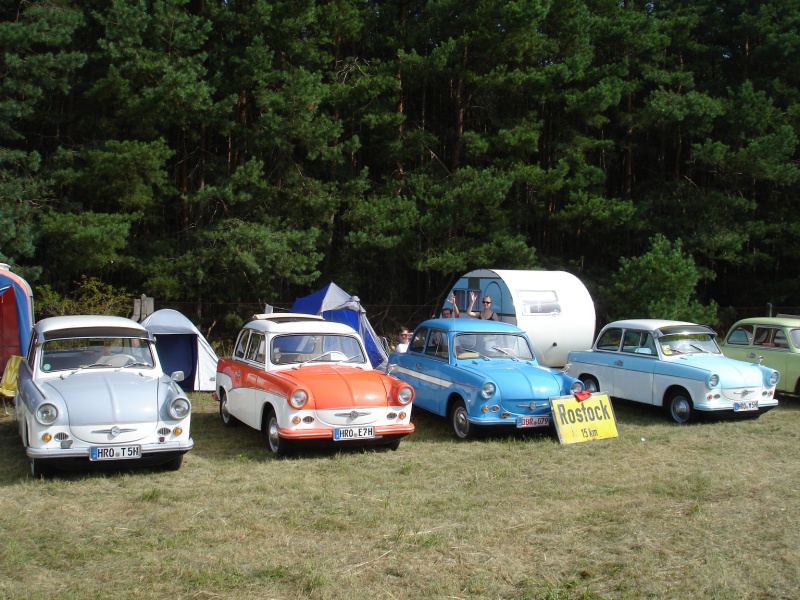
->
[416,318,526,334]
[34,315,150,341]
[603,319,696,330]
[243,317,358,335]
[601,319,714,336]
[730,316,800,327]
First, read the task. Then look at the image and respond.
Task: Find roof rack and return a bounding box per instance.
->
[252,313,324,322]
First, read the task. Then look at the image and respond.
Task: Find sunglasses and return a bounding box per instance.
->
[482,301,491,304]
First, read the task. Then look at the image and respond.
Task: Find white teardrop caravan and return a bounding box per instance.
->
[446,269,596,367]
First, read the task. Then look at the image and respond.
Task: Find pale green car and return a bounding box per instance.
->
[719,316,800,396]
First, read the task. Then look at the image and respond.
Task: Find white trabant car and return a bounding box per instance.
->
[14,315,193,476]
[566,319,779,423]
[214,314,414,454]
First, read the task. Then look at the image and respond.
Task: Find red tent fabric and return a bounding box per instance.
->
[0,264,34,373]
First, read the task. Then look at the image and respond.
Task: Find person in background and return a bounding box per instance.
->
[394,327,412,352]
[441,293,459,318]
[467,291,500,321]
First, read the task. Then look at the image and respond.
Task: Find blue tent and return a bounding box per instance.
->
[290,283,388,369]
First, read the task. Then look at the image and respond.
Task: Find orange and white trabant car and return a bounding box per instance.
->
[214,314,414,454]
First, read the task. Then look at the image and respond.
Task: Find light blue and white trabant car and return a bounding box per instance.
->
[388,319,584,439]
[565,319,779,424]
[14,315,193,477]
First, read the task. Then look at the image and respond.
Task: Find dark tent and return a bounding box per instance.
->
[140,309,218,391]
[290,283,388,369]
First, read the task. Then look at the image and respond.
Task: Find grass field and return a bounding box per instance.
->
[1,393,798,599]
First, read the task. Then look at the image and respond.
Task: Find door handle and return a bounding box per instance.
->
[614,360,623,366]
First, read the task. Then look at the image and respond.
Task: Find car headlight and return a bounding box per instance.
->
[168,397,191,420]
[290,389,308,408]
[36,403,58,425]
[397,386,413,405]
[481,382,496,399]
[570,381,584,394]
[708,374,719,388]
[769,371,780,386]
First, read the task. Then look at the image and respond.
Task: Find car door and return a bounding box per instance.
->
[752,326,789,392]
[395,327,451,417]
[725,325,789,391]
[612,329,658,404]
[227,330,260,429]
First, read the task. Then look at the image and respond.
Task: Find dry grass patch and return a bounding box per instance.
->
[1,396,799,599]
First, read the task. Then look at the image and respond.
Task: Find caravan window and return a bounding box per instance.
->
[519,290,560,315]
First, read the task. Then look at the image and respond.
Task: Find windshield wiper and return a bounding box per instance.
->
[492,346,519,361]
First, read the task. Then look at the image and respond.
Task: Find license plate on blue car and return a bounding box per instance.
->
[733,400,758,412]
[90,445,141,461]
[516,416,550,428]
[334,427,375,441]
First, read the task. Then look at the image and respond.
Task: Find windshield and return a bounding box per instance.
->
[40,337,155,372]
[659,333,720,356]
[453,333,535,360]
[272,334,367,365]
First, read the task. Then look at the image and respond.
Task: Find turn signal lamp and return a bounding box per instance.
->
[42,433,52,442]
[399,411,407,420]
[481,405,489,413]
[292,416,302,425]
[174,427,183,436]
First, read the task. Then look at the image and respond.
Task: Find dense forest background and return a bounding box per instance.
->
[2,0,799,339]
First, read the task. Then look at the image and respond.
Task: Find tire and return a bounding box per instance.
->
[449,399,472,440]
[30,458,49,479]
[385,439,401,451]
[581,375,600,393]
[264,407,290,455]
[161,455,183,471]
[219,391,238,427]
[666,389,694,424]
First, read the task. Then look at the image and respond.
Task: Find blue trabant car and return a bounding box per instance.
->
[565,319,780,424]
[388,319,584,439]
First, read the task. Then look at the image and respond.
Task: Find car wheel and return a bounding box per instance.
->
[666,389,694,424]
[30,458,49,478]
[219,392,238,427]
[449,399,472,440]
[161,455,183,471]
[581,375,600,393]
[385,439,401,451]
[265,407,290,455]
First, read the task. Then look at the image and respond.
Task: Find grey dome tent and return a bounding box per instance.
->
[140,309,218,391]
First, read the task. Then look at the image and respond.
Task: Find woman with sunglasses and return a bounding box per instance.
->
[467,292,500,321]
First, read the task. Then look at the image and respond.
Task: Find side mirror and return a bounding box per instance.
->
[171,370,185,382]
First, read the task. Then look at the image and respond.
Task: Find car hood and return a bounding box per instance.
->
[281,365,391,408]
[661,355,770,386]
[42,371,160,442]
[462,360,568,400]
